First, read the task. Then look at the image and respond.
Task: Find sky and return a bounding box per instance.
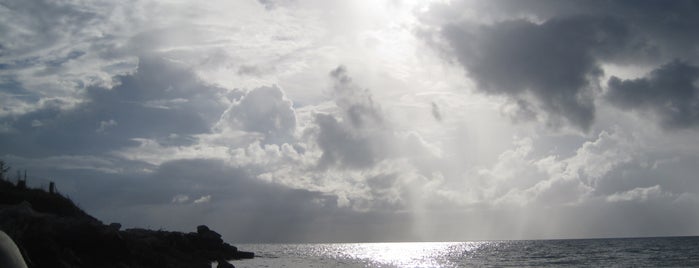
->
[1,0,699,243]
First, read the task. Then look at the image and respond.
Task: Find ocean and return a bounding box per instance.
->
[230,236,699,267]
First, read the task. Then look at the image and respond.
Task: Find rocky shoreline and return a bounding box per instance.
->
[0,178,253,268]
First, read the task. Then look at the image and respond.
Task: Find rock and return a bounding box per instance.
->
[197,225,222,241]
[235,251,255,259]
[109,222,122,231]
[216,259,235,268]
[196,225,211,234]
[196,225,225,250]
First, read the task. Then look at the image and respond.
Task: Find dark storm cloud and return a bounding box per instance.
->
[315,66,393,169]
[0,57,229,157]
[606,60,699,129]
[479,0,699,60]
[423,0,699,130]
[440,15,633,130]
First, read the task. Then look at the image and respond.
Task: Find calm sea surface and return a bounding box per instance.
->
[231,237,699,267]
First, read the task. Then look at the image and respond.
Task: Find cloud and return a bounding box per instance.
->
[436,16,636,130]
[482,130,636,206]
[218,85,296,144]
[311,66,441,171]
[500,99,538,123]
[96,119,117,133]
[0,0,141,114]
[171,194,190,204]
[478,0,699,61]
[606,185,667,203]
[315,66,394,169]
[193,195,211,204]
[3,0,699,242]
[216,67,450,213]
[430,102,442,121]
[420,0,699,130]
[0,0,112,60]
[257,0,279,10]
[315,113,380,169]
[75,158,423,242]
[0,56,228,157]
[329,66,385,130]
[606,60,699,129]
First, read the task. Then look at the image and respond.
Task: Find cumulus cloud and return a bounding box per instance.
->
[479,130,637,206]
[606,60,699,129]
[218,85,296,144]
[220,66,450,213]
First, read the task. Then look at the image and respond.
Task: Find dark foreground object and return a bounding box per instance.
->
[0,179,253,268]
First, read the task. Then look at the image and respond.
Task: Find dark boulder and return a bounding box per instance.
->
[216,259,235,268]
[235,250,255,259]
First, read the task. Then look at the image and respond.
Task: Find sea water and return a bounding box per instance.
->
[231,236,699,267]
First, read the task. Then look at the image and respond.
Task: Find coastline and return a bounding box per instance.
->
[0,178,253,267]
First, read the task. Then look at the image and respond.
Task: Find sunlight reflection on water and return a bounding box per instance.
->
[327,242,481,267]
[236,241,494,267]
[235,237,699,268]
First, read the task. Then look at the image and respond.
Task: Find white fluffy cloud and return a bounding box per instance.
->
[606,185,668,203]
[218,85,297,144]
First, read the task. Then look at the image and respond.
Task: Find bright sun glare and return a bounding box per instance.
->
[332,242,482,267]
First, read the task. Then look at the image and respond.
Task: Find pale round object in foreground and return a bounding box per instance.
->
[0,230,27,268]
